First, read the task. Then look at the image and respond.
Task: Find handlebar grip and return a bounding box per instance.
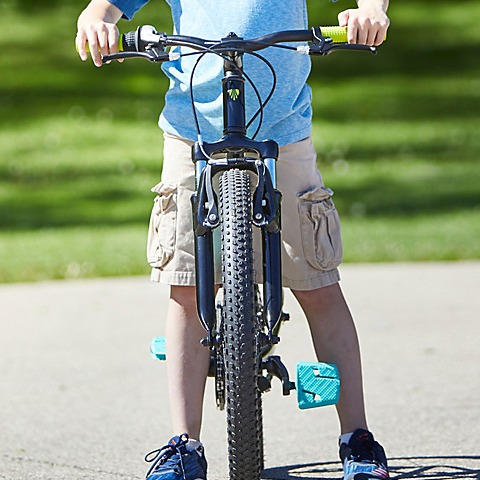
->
[78,30,141,54]
[78,38,124,54]
[318,26,347,43]
[319,26,386,43]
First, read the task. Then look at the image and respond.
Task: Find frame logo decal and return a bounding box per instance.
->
[227,88,240,100]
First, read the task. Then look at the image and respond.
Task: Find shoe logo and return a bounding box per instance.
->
[372,467,389,478]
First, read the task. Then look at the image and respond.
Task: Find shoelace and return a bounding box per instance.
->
[145,433,190,479]
[355,445,374,462]
[348,434,377,463]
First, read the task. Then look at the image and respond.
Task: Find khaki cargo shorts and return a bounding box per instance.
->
[147,132,342,291]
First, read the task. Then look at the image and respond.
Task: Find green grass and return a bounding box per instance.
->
[0,0,479,283]
[0,226,149,282]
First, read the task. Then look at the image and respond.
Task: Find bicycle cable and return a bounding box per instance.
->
[171,40,283,148]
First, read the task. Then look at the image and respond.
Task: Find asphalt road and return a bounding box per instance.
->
[1,262,479,479]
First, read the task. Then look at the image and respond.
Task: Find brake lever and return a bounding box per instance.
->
[310,43,377,56]
[102,48,171,64]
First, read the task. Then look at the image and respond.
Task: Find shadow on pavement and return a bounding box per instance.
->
[262,455,480,479]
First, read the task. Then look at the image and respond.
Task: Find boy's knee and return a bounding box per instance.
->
[292,283,342,309]
[170,285,197,306]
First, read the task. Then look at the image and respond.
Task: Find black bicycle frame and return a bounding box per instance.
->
[190,33,284,348]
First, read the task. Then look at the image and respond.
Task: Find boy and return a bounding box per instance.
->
[76,1,390,479]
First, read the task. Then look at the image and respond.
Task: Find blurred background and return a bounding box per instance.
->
[0,0,479,283]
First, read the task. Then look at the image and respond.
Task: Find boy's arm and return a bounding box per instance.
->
[338,0,390,46]
[76,0,124,67]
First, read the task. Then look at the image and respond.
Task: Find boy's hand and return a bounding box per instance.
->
[338,1,389,46]
[75,0,123,67]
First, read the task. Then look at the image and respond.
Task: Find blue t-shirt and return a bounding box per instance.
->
[110,0,312,145]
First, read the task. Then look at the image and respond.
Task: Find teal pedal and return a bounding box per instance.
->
[150,337,166,361]
[296,362,340,410]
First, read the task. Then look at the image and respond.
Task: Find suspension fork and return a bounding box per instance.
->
[191,155,283,344]
[191,158,216,342]
[258,158,284,337]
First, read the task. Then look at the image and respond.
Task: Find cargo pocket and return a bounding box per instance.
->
[147,182,177,269]
[298,186,343,271]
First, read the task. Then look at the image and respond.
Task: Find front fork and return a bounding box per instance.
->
[191,154,284,349]
[191,158,216,340]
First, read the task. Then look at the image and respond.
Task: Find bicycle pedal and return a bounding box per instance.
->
[296,362,340,409]
[150,336,166,361]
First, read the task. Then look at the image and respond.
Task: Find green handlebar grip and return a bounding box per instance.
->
[319,26,348,43]
[319,26,386,43]
[76,38,124,53]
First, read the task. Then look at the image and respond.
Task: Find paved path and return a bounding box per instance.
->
[1,262,479,479]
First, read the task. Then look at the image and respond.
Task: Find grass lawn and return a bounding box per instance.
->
[0,0,479,283]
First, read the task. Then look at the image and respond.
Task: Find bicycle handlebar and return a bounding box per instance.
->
[124,25,352,50]
[83,25,378,63]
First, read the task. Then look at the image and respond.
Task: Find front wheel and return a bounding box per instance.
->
[219,168,263,480]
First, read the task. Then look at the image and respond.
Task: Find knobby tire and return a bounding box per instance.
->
[219,168,263,480]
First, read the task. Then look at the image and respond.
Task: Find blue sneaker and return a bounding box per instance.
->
[145,433,207,480]
[339,429,389,480]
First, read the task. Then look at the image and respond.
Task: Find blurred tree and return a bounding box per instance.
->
[9,0,76,10]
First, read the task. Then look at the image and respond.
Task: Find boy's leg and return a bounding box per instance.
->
[166,285,210,440]
[291,283,368,435]
[293,284,390,478]
[144,135,211,479]
[148,134,211,438]
[279,137,389,478]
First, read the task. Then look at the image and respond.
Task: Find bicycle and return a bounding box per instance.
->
[101,25,377,480]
